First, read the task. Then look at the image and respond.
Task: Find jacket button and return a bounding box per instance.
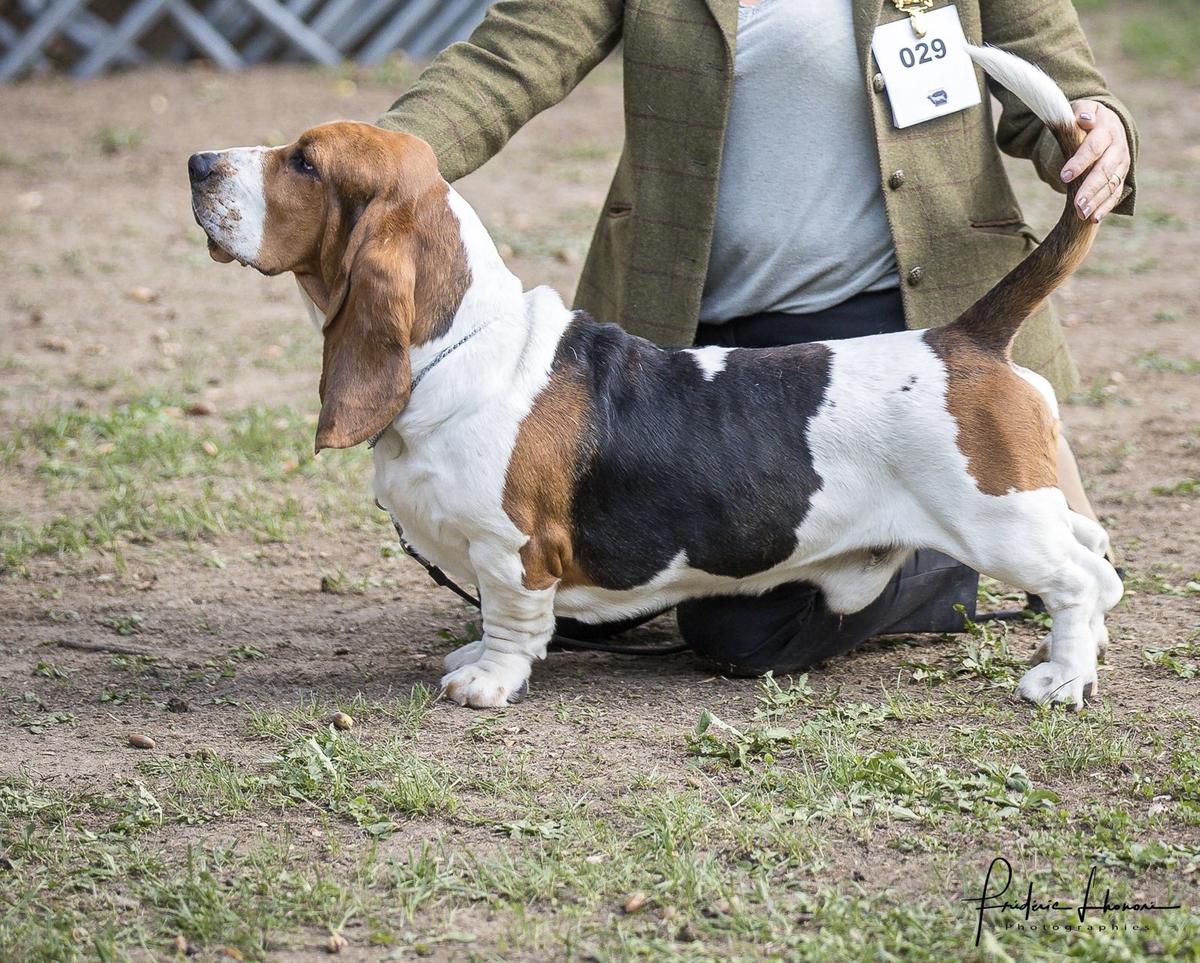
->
[888,170,906,190]
[872,72,886,93]
[907,266,924,286]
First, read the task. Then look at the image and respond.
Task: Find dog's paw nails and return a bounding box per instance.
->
[443,639,485,673]
[1016,661,1094,710]
[440,661,529,709]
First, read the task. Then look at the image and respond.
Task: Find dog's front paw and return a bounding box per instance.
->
[1017,661,1096,710]
[443,639,486,673]
[441,657,530,709]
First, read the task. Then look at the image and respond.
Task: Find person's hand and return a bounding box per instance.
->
[1060,101,1131,223]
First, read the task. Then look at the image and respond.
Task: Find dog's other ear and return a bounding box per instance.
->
[314,204,415,452]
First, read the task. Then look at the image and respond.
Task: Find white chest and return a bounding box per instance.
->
[370,406,523,584]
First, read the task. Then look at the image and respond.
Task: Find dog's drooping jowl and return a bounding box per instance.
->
[189,45,1122,710]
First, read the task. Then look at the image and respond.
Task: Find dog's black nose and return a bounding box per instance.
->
[188,152,218,185]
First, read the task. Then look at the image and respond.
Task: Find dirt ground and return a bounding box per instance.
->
[2,9,1199,963]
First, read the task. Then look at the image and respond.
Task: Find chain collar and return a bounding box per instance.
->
[366,321,492,449]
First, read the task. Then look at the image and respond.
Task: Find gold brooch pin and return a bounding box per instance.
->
[892,0,936,38]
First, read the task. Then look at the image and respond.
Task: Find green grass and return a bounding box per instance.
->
[1067,375,1129,408]
[318,567,400,595]
[1123,566,1200,597]
[93,126,145,155]
[245,688,436,740]
[1143,642,1200,680]
[1122,5,1200,82]
[1076,0,1200,81]
[1135,352,1200,375]
[0,395,374,573]
[4,673,1196,961]
[139,730,457,831]
[1153,479,1200,497]
[100,612,144,636]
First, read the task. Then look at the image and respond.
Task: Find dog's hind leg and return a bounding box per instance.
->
[941,491,1121,709]
[1015,543,1121,706]
[1069,510,1111,559]
[1029,511,1117,666]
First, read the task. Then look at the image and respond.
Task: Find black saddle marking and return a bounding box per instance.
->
[557,316,832,591]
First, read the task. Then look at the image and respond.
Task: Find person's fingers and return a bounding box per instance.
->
[1067,139,1118,220]
[1061,126,1113,186]
[1077,166,1117,220]
[1091,156,1131,222]
[1073,100,1101,130]
[1078,144,1130,220]
[1062,102,1131,221]
[1091,186,1125,223]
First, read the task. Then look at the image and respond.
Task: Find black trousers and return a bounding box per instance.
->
[556,288,979,672]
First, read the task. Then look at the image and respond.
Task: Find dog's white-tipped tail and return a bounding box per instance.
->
[965,43,1076,136]
[952,44,1098,352]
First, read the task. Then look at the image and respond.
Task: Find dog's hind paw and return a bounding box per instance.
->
[1016,661,1096,710]
[441,658,530,709]
[443,639,485,673]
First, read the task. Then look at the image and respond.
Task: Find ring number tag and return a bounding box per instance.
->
[872,5,981,128]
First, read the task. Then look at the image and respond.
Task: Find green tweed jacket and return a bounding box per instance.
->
[378,0,1139,397]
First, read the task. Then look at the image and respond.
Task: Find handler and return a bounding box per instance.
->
[377,0,1137,674]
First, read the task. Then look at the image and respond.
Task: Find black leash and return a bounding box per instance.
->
[378,503,688,656]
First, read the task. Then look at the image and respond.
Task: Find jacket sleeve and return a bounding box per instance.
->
[376,0,624,182]
[981,0,1138,215]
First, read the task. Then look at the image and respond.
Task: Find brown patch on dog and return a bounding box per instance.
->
[234,123,470,449]
[314,218,417,452]
[405,188,471,347]
[255,146,326,278]
[502,369,594,592]
[926,327,1058,497]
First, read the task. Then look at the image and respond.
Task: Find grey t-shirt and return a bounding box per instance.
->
[700,0,900,323]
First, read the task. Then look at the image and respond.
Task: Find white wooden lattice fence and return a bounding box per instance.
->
[0,0,493,82]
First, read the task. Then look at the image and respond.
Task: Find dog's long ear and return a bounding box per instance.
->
[314,204,415,453]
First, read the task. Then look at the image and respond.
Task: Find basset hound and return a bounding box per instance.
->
[189,44,1122,710]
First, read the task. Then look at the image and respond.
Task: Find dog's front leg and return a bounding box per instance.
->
[440,553,555,709]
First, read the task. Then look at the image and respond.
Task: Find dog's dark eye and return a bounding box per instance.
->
[290,151,317,177]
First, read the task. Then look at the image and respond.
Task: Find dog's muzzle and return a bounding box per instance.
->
[188,154,238,264]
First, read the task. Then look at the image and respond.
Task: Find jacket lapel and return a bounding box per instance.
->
[854,0,886,70]
[703,0,739,55]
